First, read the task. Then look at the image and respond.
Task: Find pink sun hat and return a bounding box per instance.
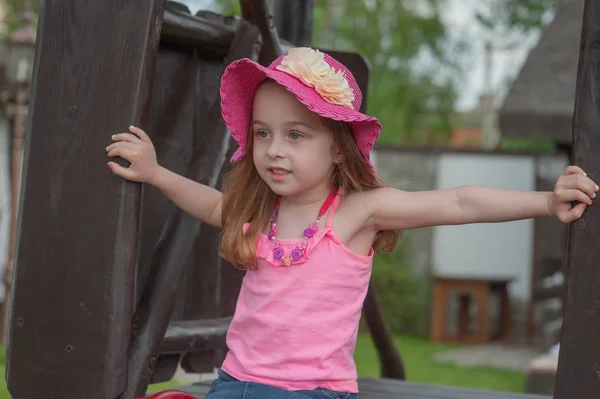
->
[220,47,381,169]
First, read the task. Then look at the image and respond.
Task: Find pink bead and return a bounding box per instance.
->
[291,249,304,261]
[273,248,284,259]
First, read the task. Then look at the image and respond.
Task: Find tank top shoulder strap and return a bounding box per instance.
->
[325,190,343,228]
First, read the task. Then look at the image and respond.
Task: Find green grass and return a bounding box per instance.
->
[355,333,525,392]
[499,137,556,152]
[0,334,525,398]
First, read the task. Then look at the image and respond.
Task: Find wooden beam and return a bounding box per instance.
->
[363,283,406,379]
[273,0,313,47]
[161,6,237,57]
[121,20,261,398]
[554,1,600,398]
[137,37,199,386]
[4,1,166,398]
[158,317,231,354]
[166,379,552,399]
[240,0,282,64]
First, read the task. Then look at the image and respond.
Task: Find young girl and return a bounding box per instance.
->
[106,47,596,399]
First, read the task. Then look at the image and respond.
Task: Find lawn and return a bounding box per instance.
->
[354,333,525,392]
[0,333,525,398]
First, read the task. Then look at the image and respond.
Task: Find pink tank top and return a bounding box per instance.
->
[221,192,373,393]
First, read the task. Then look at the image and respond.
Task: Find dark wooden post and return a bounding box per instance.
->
[554,1,600,397]
[363,282,406,379]
[273,0,313,47]
[5,1,166,399]
[240,0,282,64]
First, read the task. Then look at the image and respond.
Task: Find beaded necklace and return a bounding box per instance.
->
[268,187,338,266]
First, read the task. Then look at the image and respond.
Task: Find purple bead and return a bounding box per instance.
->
[273,247,284,259]
[268,231,274,240]
[291,249,304,261]
[303,228,315,238]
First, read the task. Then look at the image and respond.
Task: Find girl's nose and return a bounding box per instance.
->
[267,136,285,159]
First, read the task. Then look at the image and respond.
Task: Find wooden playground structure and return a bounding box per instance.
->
[3,0,600,398]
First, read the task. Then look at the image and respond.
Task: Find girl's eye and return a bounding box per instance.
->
[289,131,303,140]
[256,130,269,138]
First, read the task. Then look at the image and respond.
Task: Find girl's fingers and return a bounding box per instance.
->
[106,127,153,183]
[106,141,137,153]
[129,125,150,142]
[558,174,598,200]
[107,161,138,181]
[563,165,586,176]
[107,146,135,161]
[563,203,587,223]
[112,132,142,144]
[557,189,593,205]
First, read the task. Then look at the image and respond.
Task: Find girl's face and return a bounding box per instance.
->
[251,81,338,202]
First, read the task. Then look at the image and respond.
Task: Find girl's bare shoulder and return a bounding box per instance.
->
[334,188,384,231]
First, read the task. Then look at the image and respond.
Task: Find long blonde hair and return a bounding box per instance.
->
[220,118,400,270]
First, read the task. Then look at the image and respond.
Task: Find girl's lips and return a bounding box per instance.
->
[269,167,290,174]
[268,167,291,181]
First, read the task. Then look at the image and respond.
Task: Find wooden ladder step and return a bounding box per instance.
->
[159,317,232,354]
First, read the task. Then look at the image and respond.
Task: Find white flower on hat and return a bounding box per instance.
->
[276,47,355,109]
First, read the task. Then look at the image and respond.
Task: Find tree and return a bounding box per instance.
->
[210,0,462,145]
[3,0,557,145]
[471,0,558,94]
[3,0,39,36]
[475,0,557,40]
[312,0,463,145]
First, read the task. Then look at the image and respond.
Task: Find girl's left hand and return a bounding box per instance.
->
[549,165,599,223]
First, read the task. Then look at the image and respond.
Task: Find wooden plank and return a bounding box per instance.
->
[161,5,236,56]
[554,1,600,398]
[140,41,198,386]
[179,60,235,376]
[159,317,231,354]
[355,379,551,399]
[123,19,261,397]
[166,379,551,399]
[138,45,197,313]
[179,19,261,375]
[182,59,228,322]
[5,1,166,399]
[138,7,204,380]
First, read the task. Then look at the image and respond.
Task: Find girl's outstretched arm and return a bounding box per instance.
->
[366,165,598,231]
[106,126,223,228]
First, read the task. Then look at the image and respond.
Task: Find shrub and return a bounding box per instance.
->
[369,238,431,335]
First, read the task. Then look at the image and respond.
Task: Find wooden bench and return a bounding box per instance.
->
[158,379,552,399]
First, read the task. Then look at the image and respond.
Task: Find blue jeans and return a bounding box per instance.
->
[205,369,357,399]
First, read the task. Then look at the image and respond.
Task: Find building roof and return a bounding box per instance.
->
[498,0,584,144]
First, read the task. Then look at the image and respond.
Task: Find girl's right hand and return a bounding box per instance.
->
[106,125,159,184]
